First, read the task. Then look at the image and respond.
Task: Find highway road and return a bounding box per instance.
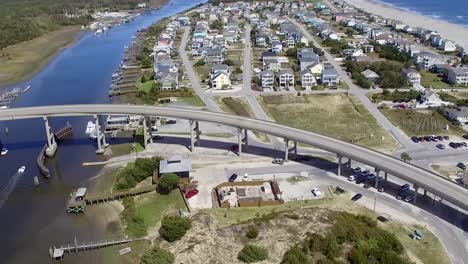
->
[2,104,468,212]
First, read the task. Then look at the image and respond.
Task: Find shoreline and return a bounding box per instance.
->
[0,0,171,89]
[342,0,468,50]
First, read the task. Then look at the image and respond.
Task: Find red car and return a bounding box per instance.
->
[185,189,199,199]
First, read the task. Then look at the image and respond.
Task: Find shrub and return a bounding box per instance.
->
[140,246,175,264]
[237,245,268,263]
[158,173,180,194]
[223,59,234,66]
[282,245,309,264]
[194,59,205,66]
[159,215,191,242]
[246,225,259,239]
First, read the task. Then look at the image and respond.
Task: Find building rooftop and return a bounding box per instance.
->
[160,155,192,174]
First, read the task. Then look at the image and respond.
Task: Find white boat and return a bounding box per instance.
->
[1,148,8,155]
[23,85,31,92]
[95,29,103,35]
[85,121,97,139]
[18,166,26,174]
[0,106,9,110]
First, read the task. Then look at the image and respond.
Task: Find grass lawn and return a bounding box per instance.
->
[421,71,450,89]
[134,190,187,228]
[109,142,144,157]
[0,26,81,86]
[193,63,210,81]
[137,80,154,93]
[226,49,243,67]
[177,94,206,107]
[259,94,398,152]
[381,109,464,137]
[215,96,271,142]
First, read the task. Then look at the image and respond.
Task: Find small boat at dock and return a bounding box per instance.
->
[18,166,26,174]
[1,148,8,156]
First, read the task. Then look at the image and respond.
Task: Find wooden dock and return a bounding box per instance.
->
[67,185,156,213]
[50,237,146,260]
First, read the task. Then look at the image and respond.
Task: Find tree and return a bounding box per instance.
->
[400,152,412,162]
[140,246,175,264]
[237,245,268,263]
[253,76,261,85]
[223,59,234,66]
[234,67,243,74]
[141,56,153,68]
[141,75,148,83]
[194,59,205,66]
[286,47,297,58]
[158,173,180,193]
[159,215,191,242]
[246,225,259,239]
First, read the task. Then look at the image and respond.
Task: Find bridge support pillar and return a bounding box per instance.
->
[384,172,388,182]
[142,116,153,149]
[424,190,427,196]
[337,154,342,176]
[243,129,248,151]
[190,120,200,151]
[413,185,419,204]
[284,139,290,161]
[375,169,380,188]
[94,115,109,154]
[43,116,57,157]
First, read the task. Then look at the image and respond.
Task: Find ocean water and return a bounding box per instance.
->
[375,0,468,27]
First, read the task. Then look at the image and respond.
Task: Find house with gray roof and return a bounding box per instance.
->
[159,155,191,178]
[361,69,380,83]
[321,68,340,86]
[301,70,317,90]
[448,67,468,86]
[278,68,294,89]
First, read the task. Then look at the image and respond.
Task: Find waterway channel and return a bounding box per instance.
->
[0,0,206,263]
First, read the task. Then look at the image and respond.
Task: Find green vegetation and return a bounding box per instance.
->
[370,89,420,103]
[374,43,412,63]
[137,87,204,106]
[122,197,148,237]
[220,97,251,117]
[421,71,450,89]
[282,211,409,264]
[321,39,348,54]
[0,26,81,86]
[245,225,259,239]
[140,246,175,264]
[158,173,180,194]
[345,60,407,88]
[401,152,412,162]
[115,157,161,190]
[137,19,169,67]
[159,215,192,242]
[135,191,186,233]
[237,245,268,263]
[381,109,463,136]
[259,94,398,152]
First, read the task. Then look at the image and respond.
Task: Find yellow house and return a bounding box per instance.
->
[211,72,231,89]
[309,62,324,79]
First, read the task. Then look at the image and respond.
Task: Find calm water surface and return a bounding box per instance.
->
[0,0,205,263]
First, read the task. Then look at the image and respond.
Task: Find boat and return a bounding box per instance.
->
[18,166,26,174]
[1,148,8,156]
[85,121,97,139]
[0,105,9,110]
[23,85,31,92]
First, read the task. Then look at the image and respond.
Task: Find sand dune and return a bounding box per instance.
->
[343,0,468,50]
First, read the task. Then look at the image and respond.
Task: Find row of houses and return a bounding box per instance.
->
[152,19,185,90]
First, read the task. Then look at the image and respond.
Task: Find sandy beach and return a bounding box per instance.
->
[342,0,468,50]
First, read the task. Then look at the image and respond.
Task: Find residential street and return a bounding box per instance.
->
[179,27,222,112]
[287,17,420,151]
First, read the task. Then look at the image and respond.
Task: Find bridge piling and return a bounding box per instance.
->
[190,120,200,151]
[375,169,380,188]
[242,129,248,151]
[284,139,289,161]
[237,128,243,156]
[337,154,342,176]
[142,116,153,149]
[43,116,57,157]
[94,115,109,154]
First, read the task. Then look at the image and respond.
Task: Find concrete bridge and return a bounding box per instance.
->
[1,104,468,213]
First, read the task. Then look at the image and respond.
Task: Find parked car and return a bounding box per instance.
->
[457,163,466,170]
[403,195,414,202]
[361,169,370,176]
[272,158,284,165]
[351,193,362,201]
[335,186,346,194]
[463,134,468,139]
[352,167,362,174]
[411,136,419,143]
[185,189,199,199]
[443,136,450,140]
[363,183,371,189]
[242,173,249,181]
[348,175,357,181]
[228,174,238,182]
[311,188,322,197]
[436,144,445,149]
[166,119,177,124]
[400,183,410,192]
[355,177,366,184]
